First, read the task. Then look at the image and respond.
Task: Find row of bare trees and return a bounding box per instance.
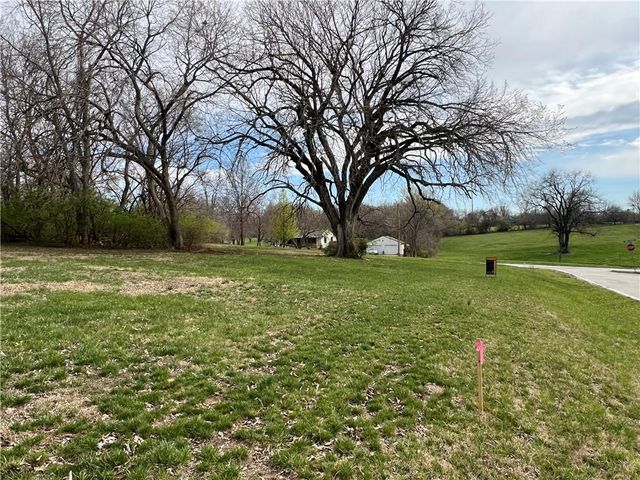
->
[2,0,564,256]
[1,0,236,248]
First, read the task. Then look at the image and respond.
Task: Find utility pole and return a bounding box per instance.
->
[396,203,401,256]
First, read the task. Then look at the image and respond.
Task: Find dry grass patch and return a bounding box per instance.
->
[0,280,109,296]
[208,429,297,480]
[418,383,445,401]
[118,274,237,295]
[0,378,115,449]
[0,269,239,296]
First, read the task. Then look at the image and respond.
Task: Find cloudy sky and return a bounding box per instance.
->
[470,0,639,210]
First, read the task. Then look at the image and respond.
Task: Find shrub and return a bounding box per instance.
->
[108,209,167,248]
[1,188,53,242]
[180,212,227,249]
[323,237,368,258]
[1,188,167,248]
[323,240,338,256]
[415,235,441,258]
[353,237,368,257]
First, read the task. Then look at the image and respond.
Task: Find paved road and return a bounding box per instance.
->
[504,264,640,301]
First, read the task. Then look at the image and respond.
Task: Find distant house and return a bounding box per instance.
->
[292,229,336,249]
[366,236,406,256]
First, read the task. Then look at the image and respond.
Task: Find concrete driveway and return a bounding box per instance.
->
[504,264,640,301]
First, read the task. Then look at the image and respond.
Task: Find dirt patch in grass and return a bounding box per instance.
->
[418,383,444,401]
[0,273,239,296]
[210,429,297,479]
[381,364,406,377]
[0,381,112,448]
[119,274,237,295]
[0,281,110,296]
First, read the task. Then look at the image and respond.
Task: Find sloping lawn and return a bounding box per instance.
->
[1,246,639,479]
[439,224,640,267]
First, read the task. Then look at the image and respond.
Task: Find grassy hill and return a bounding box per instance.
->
[439,224,640,267]
[1,245,639,479]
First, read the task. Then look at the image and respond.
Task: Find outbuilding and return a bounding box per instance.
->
[366,236,406,256]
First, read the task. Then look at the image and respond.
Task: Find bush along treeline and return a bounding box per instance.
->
[0,188,225,249]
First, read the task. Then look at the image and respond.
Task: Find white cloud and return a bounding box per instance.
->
[563,121,639,144]
[557,146,640,179]
[485,1,640,81]
[529,63,640,119]
[484,2,640,145]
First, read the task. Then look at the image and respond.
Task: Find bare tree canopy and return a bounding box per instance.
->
[224,0,564,257]
[219,142,269,245]
[2,0,566,253]
[91,0,236,248]
[524,169,600,254]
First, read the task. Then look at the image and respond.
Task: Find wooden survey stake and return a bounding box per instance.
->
[475,339,485,413]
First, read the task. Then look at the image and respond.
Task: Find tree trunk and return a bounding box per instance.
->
[256,218,262,246]
[120,159,132,209]
[239,210,245,246]
[334,216,357,258]
[559,231,570,254]
[166,195,184,250]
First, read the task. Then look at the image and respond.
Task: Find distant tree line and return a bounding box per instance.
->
[453,198,637,238]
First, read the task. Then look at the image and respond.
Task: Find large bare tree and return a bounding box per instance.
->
[225,0,564,257]
[524,169,599,254]
[92,0,235,248]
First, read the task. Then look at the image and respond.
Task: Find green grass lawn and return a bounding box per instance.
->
[439,224,640,267]
[1,245,639,479]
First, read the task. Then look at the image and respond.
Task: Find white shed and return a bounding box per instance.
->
[366,236,406,256]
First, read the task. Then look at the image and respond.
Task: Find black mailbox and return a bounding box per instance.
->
[485,257,497,276]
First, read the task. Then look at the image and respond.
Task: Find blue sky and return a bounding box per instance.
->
[367,1,640,211]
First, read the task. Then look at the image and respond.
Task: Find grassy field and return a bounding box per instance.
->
[439,224,640,267]
[1,245,639,479]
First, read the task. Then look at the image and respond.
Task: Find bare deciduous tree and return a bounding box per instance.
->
[524,169,599,254]
[628,190,640,221]
[226,0,564,257]
[400,194,455,257]
[93,0,235,248]
[294,203,329,248]
[220,144,268,245]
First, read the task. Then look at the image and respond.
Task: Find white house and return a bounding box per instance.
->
[292,229,336,249]
[366,236,406,256]
[315,230,336,249]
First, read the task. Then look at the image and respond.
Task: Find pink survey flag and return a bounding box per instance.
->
[475,339,485,365]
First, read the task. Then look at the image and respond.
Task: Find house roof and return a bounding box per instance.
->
[308,229,333,237]
[293,229,334,239]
